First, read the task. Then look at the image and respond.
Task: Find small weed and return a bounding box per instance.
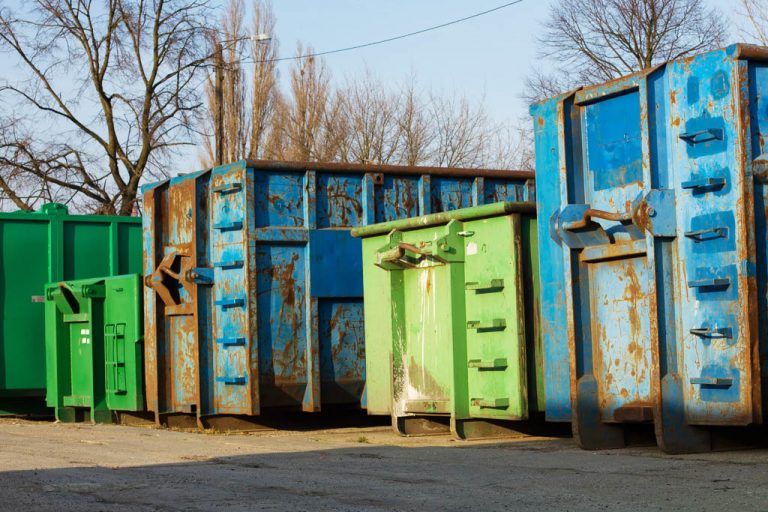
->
[356,435,369,444]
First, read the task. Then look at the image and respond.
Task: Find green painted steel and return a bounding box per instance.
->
[350,201,536,238]
[0,203,142,414]
[45,274,144,423]
[355,202,541,439]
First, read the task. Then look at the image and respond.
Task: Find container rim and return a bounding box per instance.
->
[351,201,536,238]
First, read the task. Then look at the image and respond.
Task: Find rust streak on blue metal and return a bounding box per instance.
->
[532,43,768,453]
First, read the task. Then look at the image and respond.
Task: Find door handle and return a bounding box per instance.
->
[679,128,723,145]
[690,377,733,387]
[688,277,730,288]
[690,327,732,339]
[684,227,727,241]
[681,177,726,191]
[561,208,632,231]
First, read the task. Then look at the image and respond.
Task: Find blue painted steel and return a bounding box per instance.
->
[532,43,768,452]
[143,160,534,423]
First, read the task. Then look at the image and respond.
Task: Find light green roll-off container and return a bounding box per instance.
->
[352,201,543,439]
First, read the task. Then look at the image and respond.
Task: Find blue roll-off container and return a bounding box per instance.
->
[142,159,534,427]
[531,44,768,453]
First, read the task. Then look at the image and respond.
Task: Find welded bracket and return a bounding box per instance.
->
[375,226,462,270]
[144,252,212,308]
[632,189,676,237]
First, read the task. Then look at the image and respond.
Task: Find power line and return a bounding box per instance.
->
[242,0,525,64]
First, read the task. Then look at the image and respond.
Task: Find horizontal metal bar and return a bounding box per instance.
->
[690,377,733,387]
[684,227,727,241]
[215,337,247,347]
[466,319,506,331]
[690,327,733,339]
[580,239,647,263]
[212,182,242,194]
[215,376,247,385]
[467,358,508,370]
[681,177,726,190]
[351,202,535,238]
[214,297,246,309]
[465,279,504,291]
[679,128,723,145]
[687,277,730,288]
[213,220,243,231]
[213,260,244,269]
[471,397,510,409]
[243,158,535,181]
[574,74,647,104]
[561,208,632,231]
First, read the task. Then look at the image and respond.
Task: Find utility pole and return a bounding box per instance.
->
[214,40,224,166]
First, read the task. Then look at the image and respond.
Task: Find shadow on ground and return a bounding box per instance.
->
[3,429,768,512]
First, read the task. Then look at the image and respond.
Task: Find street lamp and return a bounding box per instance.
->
[251,33,271,43]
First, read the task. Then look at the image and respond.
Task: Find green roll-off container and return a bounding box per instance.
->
[352,202,542,439]
[45,275,144,423]
[0,203,142,415]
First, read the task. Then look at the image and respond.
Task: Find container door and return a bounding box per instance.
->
[461,215,528,422]
[556,88,657,449]
[144,175,203,421]
[208,166,258,416]
[104,275,143,412]
[666,57,758,427]
[373,223,463,433]
[46,280,109,422]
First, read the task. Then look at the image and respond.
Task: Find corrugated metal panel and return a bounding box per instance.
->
[142,160,535,427]
[531,43,768,453]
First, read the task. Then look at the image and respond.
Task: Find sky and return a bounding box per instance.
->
[0,0,750,172]
[266,0,744,125]
[267,0,551,124]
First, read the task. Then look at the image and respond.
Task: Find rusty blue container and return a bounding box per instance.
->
[142,159,534,427]
[532,44,768,453]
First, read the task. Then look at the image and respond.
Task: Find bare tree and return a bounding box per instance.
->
[0,117,102,210]
[249,0,278,158]
[397,77,433,166]
[319,90,351,162]
[0,0,214,214]
[201,0,248,167]
[430,94,490,168]
[340,72,402,165]
[487,124,535,171]
[740,0,768,45]
[530,0,727,101]
[521,69,573,106]
[268,45,332,161]
[200,0,278,167]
